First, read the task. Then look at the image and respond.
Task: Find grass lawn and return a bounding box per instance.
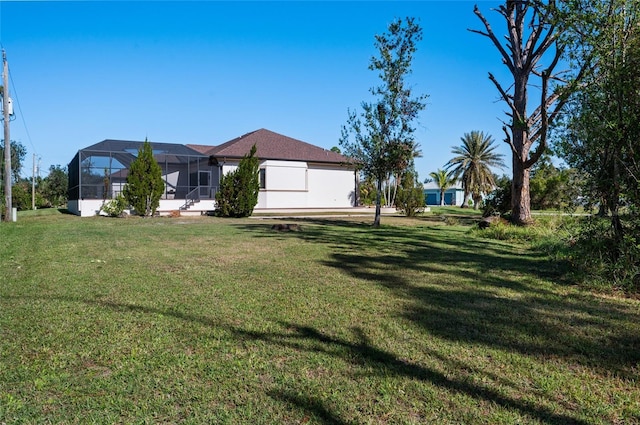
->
[1,209,638,424]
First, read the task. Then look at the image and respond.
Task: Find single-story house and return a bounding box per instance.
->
[67,129,357,216]
[423,180,465,206]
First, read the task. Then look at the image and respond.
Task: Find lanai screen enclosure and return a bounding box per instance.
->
[68,140,216,216]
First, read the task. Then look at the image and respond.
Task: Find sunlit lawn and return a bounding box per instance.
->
[0,209,638,424]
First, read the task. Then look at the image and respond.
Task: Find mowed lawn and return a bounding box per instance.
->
[1,210,638,424]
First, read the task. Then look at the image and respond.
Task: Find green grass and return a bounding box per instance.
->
[1,210,639,424]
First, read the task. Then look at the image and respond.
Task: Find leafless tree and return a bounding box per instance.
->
[470,1,583,224]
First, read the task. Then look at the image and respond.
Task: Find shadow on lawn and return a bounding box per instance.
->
[7,293,635,424]
[235,219,640,377]
[8,218,638,424]
[4,293,591,424]
[240,323,591,425]
[267,389,350,425]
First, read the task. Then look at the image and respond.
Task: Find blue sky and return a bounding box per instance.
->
[0,0,512,181]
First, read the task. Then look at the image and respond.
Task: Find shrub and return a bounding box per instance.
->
[215,144,260,218]
[482,174,511,217]
[100,193,128,217]
[443,216,459,226]
[358,178,377,206]
[567,216,640,292]
[472,214,576,243]
[395,171,425,217]
[123,139,164,217]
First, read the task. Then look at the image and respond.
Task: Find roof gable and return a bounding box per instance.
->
[207,129,348,164]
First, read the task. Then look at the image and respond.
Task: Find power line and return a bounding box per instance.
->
[8,63,38,156]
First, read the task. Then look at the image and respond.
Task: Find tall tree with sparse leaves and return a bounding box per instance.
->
[470,1,586,224]
[340,17,428,227]
[215,144,260,218]
[123,139,164,217]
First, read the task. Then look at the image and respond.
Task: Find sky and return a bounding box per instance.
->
[0,0,514,181]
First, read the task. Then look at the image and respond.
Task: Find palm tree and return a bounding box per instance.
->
[428,168,456,206]
[445,131,505,209]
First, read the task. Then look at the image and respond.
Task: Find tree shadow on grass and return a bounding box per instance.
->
[2,294,592,424]
[240,322,591,425]
[267,389,352,425]
[5,294,631,424]
[234,219,640,378]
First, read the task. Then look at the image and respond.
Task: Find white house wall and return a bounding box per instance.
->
[263,160,307,191]
[307,165,355,207]
[72,199,216,217]
[74,199,106,217]
[221,160,354,209]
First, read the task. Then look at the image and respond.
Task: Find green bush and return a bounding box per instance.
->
[358,178,376,206]
[100,193,128,217]
[443,216,459,226]
[567,216,640,292]
[215,144,260,218]
[472,215,576,244]
[482,174,511,217]
[395,171,425,217]
[123,139,164,217]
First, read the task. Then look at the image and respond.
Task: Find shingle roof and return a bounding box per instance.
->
[185,144,215,155]
[194,129,349,164]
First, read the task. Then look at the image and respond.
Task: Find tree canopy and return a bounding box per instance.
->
[0,139,26,183]
[340,17,428,227]
[41,165,68,208]
[428,169,457,206]
[446,131,505,210]
[554,0,640,287]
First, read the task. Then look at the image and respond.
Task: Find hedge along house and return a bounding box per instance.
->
[188,129,357,210]
[68,129,357,216]
[67,140,215,217]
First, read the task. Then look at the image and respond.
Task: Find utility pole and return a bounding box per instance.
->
[32,153,36,210]
[2,49,11,222]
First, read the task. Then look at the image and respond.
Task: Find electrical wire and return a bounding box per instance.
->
[8,63,38,157]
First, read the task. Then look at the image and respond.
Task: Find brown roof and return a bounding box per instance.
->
[188,129,349,164]
[186,144,216,155]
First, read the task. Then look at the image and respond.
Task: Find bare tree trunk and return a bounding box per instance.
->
[374,176,382,227]
[473,193,482,210]
[440,189,445,206]
[391,173,399,207]
[461,190,470,208]
[511,158,533,225]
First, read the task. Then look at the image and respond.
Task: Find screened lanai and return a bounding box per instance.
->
[68,139,216,204]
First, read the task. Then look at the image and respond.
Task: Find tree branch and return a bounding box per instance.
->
[488,72,521,122]
[525,68,550,168]
[502,124,522,162]
[470,5,515,74]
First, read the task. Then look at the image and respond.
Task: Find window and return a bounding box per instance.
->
[259,168,266,189]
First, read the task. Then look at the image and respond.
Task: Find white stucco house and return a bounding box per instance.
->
[67,129,357,216]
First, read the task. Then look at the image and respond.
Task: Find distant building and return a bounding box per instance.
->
[423,180,465,206]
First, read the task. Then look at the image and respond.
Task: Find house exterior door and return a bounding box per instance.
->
[199,171,211,198]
